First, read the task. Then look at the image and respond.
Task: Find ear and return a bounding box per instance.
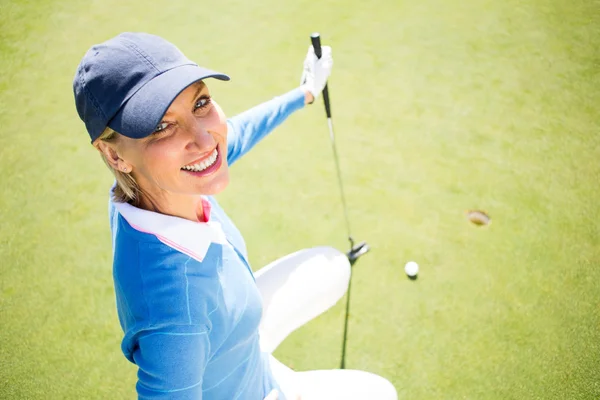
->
[94,140,132,173]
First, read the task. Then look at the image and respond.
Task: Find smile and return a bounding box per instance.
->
[181,147,222,177]
[182,148,219,172]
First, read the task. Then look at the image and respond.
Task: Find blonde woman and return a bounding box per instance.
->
[73,32,397,400]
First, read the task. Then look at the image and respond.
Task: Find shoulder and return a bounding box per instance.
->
[109,200,228,330]
[114,232,225,317]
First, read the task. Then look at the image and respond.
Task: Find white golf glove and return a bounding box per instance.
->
[300,45,333,101]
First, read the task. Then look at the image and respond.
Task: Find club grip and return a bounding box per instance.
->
[309,32,331,118]
[310,33,323,59]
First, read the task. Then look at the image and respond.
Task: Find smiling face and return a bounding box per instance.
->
[98,81,230,213]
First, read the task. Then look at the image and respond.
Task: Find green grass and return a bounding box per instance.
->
[1,0,599,398]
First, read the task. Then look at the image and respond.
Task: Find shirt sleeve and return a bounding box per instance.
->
[226,87,306,166]
[132,324,210,400]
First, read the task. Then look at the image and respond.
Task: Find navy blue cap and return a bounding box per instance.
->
[73,32,230,142]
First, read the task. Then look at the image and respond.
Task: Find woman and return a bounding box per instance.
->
[74,32,397,400]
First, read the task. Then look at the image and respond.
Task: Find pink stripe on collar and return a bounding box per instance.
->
[199,198,211,223]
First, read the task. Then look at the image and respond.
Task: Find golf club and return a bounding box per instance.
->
[310,33,370,369]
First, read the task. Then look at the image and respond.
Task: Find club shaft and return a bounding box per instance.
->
[327,118,353,242]
[340,269,353,369]
[329,116,353,369]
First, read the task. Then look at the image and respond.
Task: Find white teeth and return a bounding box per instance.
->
[182,149,218,172]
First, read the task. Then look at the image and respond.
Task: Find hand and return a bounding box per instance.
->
[300,45,333,102]
[264,389,279,400]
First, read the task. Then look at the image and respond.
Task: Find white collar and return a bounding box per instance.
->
[112,196,228,262]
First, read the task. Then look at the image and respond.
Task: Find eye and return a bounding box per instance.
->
[154,122,169,133]
[194,96,212,112]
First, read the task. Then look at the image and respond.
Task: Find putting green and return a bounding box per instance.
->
[1,0,598,398]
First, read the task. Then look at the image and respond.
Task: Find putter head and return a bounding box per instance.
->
[347,241,370,266]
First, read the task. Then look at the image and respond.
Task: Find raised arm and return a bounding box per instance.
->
[226,88,307,166]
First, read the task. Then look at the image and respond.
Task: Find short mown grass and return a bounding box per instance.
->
[1,0,599,398]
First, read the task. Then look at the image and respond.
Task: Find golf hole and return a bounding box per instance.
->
[466,210,491,226]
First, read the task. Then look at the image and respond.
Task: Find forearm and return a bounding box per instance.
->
[226,87,307,165]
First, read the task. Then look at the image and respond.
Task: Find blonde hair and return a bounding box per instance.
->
[96,127,141,205]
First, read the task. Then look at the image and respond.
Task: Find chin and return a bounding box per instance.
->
[196,171,230,196]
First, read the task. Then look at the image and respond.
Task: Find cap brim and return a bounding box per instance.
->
[109,64,229,139]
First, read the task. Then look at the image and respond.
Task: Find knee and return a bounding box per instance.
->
[311,246,351,292]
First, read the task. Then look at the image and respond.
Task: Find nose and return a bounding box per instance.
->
[183,116,216,153]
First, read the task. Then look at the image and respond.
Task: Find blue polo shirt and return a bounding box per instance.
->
[109,88,306,399]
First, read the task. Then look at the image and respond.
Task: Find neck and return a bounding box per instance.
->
[137,189,204,223]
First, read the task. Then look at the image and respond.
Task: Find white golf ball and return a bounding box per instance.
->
[404,261,419,277]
